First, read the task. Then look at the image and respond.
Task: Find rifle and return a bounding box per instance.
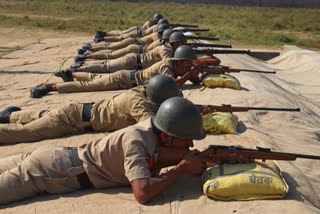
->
[196,104,300,113]
[188,43,232,48]
[177,28,210,32]
[198,65,276,74]
[185,36,220,41]
[170,24,199,28]
[194,49,251,55]
[202,145,320,168]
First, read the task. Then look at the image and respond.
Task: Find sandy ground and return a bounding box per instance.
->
[0,28,320,213]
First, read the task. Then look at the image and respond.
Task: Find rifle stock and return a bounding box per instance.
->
[204,145,320,167]
[196,104,301,112]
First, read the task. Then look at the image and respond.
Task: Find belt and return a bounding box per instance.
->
[69,148,93,189]
[137,28,143,37]
[129,70,137,81]
[82,103,93,122]
[136,54,142,69]
[82,103,93,131]
[138,45,144,54]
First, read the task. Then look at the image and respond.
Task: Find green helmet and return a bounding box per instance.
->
[169,31,186,43]
[153,13,163,21]
[157,23,170,34]
[162,29,174,40]
[171,45,196,61]
[158,18,169,25]
[153,97,206,140]
[146,75,183,105]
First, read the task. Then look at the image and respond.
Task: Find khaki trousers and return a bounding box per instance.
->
[90,49,112,60]
[104,30,140,42]
[56,70,136,93]
[105,44,142,59]
[108,26,139,35]
[107,38,139,50]
[91,38,138,52]
[0,145,83,205]
[78,53,138,73]
[0,103,90,144]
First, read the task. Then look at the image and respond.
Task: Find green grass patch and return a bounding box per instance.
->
[0,0,320,49]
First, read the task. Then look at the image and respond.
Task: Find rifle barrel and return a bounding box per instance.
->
[239,69,276,74]
[171,24,199,28]
[186,36,220,41]
[247,107,300,111]
[197,104,301,112]
[181,28,210,32]
[189,43,231,48]
[195,49,251,55]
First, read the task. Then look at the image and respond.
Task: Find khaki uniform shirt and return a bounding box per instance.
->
[143,25,158,36]
[144,39,162,51]
[135,59,174,85]
[141,43,173,68]
[78,118,160,188]
[91,86,158,131]
[138,32,161,46]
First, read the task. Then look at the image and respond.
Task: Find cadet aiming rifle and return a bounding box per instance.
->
[194,49,251,55]
[170,24,199,28]
[196,104,300,113]
[197,65,276,74]
[201,145,320,168]
[188,43,232,49]
[185,36,220,41]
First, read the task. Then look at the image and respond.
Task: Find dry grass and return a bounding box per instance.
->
[0,0,319,49]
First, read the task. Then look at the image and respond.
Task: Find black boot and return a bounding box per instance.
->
[95,30,106,38]
[94,37,105,43]
[30,85,52,98]
[82,43,92,50]
[0,106,21,123]
[74,55,87,63]
[78,48,85,55]
[83,50,93,56]
[70,61,84,69]
[54,69,74,82]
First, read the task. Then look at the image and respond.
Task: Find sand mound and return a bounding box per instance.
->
[0,37,319,213]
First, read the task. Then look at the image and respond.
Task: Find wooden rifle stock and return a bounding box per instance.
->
[204,145,320,167]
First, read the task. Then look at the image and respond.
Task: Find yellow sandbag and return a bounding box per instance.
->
[202,74,241,90]
[202,160,289,201]
[202,112,238,134]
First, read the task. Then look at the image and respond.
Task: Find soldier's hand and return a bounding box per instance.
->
[189,66,200,79]
[177,150,208,175]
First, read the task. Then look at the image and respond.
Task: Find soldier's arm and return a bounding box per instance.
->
[131,149,207,204]
[175,68,201,87]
